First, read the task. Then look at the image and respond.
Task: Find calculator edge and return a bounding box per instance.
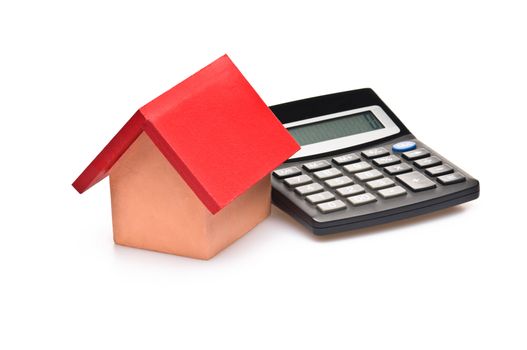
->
[272,179,480,235]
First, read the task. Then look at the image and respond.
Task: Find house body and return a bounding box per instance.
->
[73,55,299,259]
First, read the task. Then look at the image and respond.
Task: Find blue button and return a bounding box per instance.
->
[392,141,416,152]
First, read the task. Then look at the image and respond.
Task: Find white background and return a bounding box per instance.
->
[1,1,526,349]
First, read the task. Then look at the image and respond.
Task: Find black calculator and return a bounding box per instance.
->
[270,88,480,235]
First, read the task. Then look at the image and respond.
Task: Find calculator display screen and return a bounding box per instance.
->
[287,111,384,146]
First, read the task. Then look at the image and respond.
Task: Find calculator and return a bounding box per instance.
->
[270,88,480,235]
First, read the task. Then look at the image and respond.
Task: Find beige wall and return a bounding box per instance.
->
[109,132,271,259]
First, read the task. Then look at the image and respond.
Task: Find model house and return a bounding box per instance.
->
[73,55,299,259]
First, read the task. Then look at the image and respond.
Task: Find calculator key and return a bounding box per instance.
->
[378,186,407,199]
[366,177,395,190]
[355,169,383,182]
[306,191,335,205]
[361,147,390,159]
[384,163,413,175]
[294,183,324,196]
[325,176,353,188]
[332,153,360,165]
[303,160,331,172]
[317,199,346,213]
[344,161,372,173]
[425,164,454,177]
[347,193,377,206]
[392,141,416,153]
[373,155,401,167]
[396,172,437,192]
[414,156,442,169]
[313,167,341,180]
[402,148,430,160]
[336,184,365,197]
[284,174,312,188]
[437,172,466,185]
[272,166,301,179]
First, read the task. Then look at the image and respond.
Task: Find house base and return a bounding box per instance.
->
[109,132,271,260]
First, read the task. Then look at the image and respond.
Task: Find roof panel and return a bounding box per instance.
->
[72,55,299,213]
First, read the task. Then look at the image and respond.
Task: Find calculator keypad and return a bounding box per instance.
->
[366,177,395,190]
[355,169,383,182]
[343,161,371,173]
[317,200,346,213]
[332,153,360,165]
[414,156,442,169]
[284,174,312,188]
[303,160,331,172]
[274,140,467,215]
[373,155,401,167]
[378,186,407,199]
[325,176,353,188]
[392,141,416,152]
[294,183,324,196]
[362,147,390,159]
[384,163,412,175]
[437,172,466,185]
[306,191,335,204]
[273,166,301,179]
[402,148,430,160]
[425,164,453,176]
[313,168,341,180]
[396,172,436,192]
[336,184,365,197]
[348,193,377,206]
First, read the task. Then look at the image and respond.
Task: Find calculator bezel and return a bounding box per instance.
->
[270,88,411,162]
[284,105,400,160]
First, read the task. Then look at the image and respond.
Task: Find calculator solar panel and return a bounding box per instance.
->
[270,89,479,235]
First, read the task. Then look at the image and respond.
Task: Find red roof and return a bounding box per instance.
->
[72,55,299,214]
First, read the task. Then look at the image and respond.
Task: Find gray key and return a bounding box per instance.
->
[384,163,413,175]
[336,184,365,197]
[284,174,312,188]
[306,191,335,204]
[396,171,436,192]
[313,167,341,180]
[325,176,353,188]
[414,156,442,169]
[294,183,324,196]
[343,161,371,173]
[438,172,466,185]
[347,193,377,206]
[361,147,389,159]
[332,153,360,165]
[355,169,383,182]
[317,199,346,213]
[273,166,301,179]
[378,185,407,199]
[303,160,331,172]
[402,148,430,160]
[425,164,453,176]
[366,177,395,190]
[373,155,401,167]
